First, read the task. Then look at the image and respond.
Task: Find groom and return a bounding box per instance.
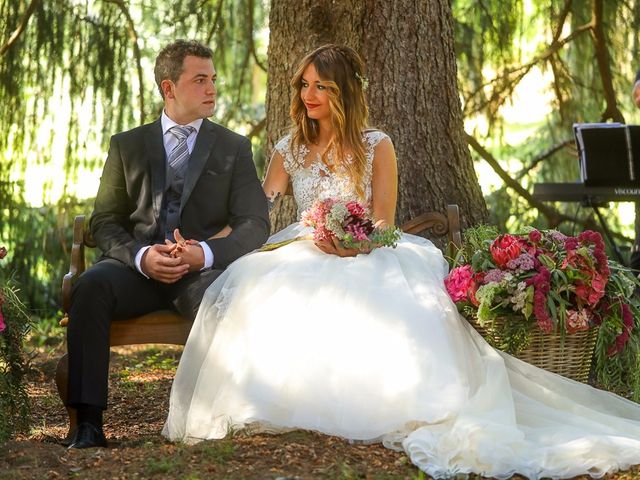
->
[65,39,269,448]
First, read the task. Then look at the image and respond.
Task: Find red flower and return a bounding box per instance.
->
[490,234,523,267]
[346,201,366,218]
[528,229,542,244]
[529,267,553,333]
[607,302,634,356]
[0,246,6,260]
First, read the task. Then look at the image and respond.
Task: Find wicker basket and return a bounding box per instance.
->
[467,316,597,383]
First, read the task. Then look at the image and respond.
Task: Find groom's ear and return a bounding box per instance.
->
[161,79,175,99]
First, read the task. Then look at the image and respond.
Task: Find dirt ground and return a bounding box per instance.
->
[2,338,640,480]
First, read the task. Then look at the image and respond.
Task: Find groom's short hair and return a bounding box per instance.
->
[154,39,214,98]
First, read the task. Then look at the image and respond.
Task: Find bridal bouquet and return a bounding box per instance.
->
[301,198,401,250]
[445,225,640,395]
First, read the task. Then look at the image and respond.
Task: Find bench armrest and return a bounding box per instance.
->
[62,215,89,313]
[400,204,462,253]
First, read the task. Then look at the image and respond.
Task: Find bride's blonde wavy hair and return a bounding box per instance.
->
[289,44,370,198]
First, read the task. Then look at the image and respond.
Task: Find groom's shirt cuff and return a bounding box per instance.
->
[135,246,151,279]
[200,242,214,270]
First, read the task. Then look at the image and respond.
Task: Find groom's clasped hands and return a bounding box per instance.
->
[140,229,203,283]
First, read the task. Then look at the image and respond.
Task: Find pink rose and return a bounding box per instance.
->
[445,265,476,303]
[490,234,522,268]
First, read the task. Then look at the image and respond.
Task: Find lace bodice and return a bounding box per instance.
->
[274,130,390,219]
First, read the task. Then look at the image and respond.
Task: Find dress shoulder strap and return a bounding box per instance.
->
[363,129,391,150]
[274,134,303,175]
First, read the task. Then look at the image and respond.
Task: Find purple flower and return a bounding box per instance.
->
[483,268,509,284]
[506,253,535,271]
[547,230,567,244]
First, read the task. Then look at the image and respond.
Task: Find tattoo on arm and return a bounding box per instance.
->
[267,191,282,212]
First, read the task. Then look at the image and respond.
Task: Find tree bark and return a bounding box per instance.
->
[266,0,488,234]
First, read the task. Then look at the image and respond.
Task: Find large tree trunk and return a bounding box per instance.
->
[266,0,487,235]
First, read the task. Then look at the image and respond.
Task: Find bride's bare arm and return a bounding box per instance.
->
[371,138,398,227]
[262,151,290,210]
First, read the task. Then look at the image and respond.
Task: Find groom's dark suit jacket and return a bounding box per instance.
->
[90,117,270,269]
[66,117,268,410]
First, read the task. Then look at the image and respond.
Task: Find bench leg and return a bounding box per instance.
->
[54,353,77,444]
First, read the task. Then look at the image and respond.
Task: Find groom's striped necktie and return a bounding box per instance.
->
[164,124,195,241]
[167,125,195,173]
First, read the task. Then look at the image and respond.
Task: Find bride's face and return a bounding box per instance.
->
[300,64,331,122]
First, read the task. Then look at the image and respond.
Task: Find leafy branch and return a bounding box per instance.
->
[0,0,40,56]
[104,0,146,124]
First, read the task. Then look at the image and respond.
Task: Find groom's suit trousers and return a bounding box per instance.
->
[67,258,222,409]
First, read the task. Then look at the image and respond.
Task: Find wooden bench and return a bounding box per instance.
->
[55,205,462,438]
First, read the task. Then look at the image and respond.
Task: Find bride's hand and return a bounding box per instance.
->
[315,237,372,257]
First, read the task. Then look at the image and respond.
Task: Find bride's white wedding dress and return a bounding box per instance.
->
[163,131,640,479]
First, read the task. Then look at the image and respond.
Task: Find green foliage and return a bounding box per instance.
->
[0,276,34,442]
[453,0,640,239]
[27,315,65,349]
[193,439,236,464]
[1,0,269,321]
[132,348,179,371]
[1,185,95,320]
[146,456,181,475]
[1,0,268,175]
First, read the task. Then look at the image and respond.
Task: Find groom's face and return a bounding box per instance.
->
[163,55,217,124]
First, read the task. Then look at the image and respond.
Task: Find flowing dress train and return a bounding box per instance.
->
[163,131,640,479]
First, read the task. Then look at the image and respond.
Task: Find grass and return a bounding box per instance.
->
[146,456,182,475]
[195,440,236,464]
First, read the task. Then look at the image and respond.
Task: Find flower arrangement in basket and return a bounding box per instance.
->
[445,225,640,395]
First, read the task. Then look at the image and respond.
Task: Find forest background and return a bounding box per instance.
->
[2,0,640,328]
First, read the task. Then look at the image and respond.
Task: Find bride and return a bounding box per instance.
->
[163,44,640,478]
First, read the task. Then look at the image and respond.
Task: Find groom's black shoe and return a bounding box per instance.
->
[67,422,107,449]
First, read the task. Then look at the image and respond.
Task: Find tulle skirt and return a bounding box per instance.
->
[163,223,640,479]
